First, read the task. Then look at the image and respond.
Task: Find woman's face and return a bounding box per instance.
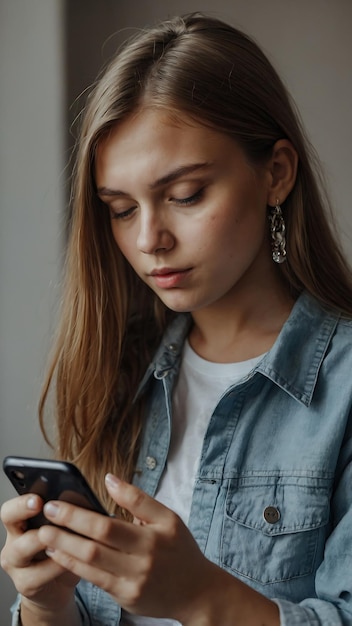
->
[95,108,276,316]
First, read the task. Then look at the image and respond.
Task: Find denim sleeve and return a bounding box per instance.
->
[10,596,21,626]
[10,591,91,625]
[274,423,352,626]
[75,585,92,625]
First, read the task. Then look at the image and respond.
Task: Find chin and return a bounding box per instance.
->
[163,303,192,314]
[158,295,194,314]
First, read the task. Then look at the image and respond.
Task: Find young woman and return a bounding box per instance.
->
[2,12,352,626]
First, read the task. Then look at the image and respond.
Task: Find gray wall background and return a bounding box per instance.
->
[1,1,351,622]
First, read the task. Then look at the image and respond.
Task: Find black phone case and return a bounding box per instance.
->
[3,455,108,529]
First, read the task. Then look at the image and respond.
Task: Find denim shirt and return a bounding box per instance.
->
[11,292,352,625]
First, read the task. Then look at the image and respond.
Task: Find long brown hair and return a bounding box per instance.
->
[39,13,352,511]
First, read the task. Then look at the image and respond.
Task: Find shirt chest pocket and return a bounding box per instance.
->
[221,478,330,585]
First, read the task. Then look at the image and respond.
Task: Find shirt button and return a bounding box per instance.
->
[168,343,178,352]
[263,506,280,524]
[145,456,157,470]
[155,369,169,379]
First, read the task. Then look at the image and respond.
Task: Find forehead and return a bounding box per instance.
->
[95,108,246,188]
[97,108,208,156]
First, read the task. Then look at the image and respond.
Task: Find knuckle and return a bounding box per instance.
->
[146,531,159,556]
[0,500,12,526]
[15,570,36,597]
[161,511,182,541]
[49,502,75,528]
[1,495,31,526]
[21,581,37,598]
[141,552,154,577]
[0,502,7,523]
[84,540,100,563]
[59,551,77,572]
[97,570,115,594]
[0,549,9,573]
[37,524,55,545]
[94,516,114,542]
[166,512,179,533]
[127,488,146,511]
[126,578,146,606]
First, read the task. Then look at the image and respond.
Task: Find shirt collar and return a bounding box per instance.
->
[134,313,191,401]
[257,291,339,406]
[134,292,339,407]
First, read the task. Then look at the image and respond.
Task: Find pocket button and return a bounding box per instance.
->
[263,505,280,524]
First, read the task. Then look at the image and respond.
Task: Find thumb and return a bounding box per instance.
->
[105,473,168,525]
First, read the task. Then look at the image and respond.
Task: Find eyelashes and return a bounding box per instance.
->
[109,188,205,221]
[172,188,204,206]
[110,206,137,220]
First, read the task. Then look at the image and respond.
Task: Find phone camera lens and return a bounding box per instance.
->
[11,469,25,488]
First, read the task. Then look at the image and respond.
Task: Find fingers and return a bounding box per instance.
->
[36,475,179,559]
[35,480,209,619]
[37,517,148,604]
[1,511,70,600]
[35,478,181,591]
[38,476,175,552]
[1,494,43,534]
[3,546,67,596]
[41,499,128,544]
[105,474,174,526]
[40,544,121,599]
[39,523,138,578]
[39,499,146,554]
[1,496,80,612]
[2,528,48,568]
[37,520,165,615]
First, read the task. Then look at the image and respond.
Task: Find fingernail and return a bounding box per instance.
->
[27,496,38,510]
[105,473,120,488]
[45,548,55,557]
[44,502,59,518]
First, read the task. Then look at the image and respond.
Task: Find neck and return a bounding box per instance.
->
[189,281,294,363]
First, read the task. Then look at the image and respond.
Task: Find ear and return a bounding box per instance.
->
[266,139,298,206]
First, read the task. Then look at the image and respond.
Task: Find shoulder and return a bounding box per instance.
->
[294,291,352,335]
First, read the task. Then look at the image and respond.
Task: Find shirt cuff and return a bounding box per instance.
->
[11,593,89,626]
[274,598,343,626]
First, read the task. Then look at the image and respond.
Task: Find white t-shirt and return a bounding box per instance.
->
[121,341,264,626]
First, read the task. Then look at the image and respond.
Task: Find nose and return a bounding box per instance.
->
[137,207,175,255]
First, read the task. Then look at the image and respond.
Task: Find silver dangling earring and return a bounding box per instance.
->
[268,200,287,264]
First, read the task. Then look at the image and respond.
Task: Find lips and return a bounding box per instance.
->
[150,267,188,276]
[149,267,192,288]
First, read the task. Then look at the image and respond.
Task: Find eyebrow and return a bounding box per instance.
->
[97,162,212,197]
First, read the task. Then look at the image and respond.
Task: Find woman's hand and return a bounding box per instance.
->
[36,476,279,625]
[35,475,219,623]
[0,494,79,619]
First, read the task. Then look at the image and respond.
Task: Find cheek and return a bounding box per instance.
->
[205,205,267,258]
[200,212,239,247]
[111,226,136,264]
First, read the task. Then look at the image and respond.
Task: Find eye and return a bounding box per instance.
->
[171,188,204,206]
[110,206,137,220]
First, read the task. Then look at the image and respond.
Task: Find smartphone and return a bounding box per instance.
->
[3,455,108,529]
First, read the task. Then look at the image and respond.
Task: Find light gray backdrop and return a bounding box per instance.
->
[1,1,351,622]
